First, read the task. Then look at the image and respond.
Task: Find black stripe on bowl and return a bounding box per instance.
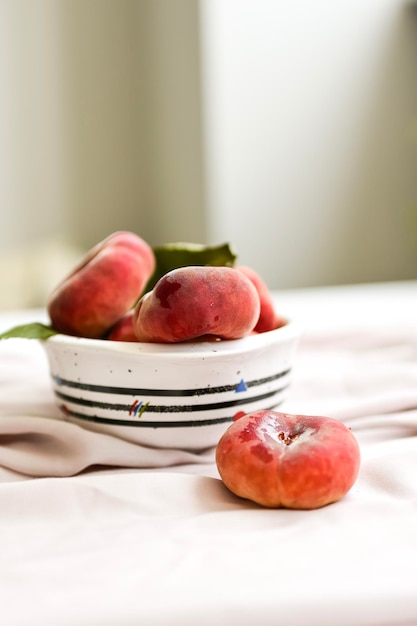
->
[59,399,285,428]
[54,384,289,414]
[51,368,291,397]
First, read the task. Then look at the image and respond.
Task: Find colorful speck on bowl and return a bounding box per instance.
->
[42,320,301,450]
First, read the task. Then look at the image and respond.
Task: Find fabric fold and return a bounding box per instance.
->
[0,414,215,477]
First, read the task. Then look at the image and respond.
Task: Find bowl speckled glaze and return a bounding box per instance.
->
[42,319,301,450]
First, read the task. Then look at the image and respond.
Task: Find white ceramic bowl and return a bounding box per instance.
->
[42,320,301,450]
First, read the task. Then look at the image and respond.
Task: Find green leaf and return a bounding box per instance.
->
[0,322,59,341]
[145,242,238,292]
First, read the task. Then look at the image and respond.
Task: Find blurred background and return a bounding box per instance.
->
[0,0,416,309]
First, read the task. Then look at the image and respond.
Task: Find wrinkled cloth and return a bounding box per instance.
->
[0,282,417,626]
[0,324,216,479]
[0,414,216,478]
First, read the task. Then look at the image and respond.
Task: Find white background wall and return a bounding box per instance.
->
[0,0,416,307]
[0,0,205,254]
[200,0,417,288]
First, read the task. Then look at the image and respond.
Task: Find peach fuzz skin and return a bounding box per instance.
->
[106,310,137,342]
[47,231,155,339]
[216,410,361,510]
[237,266,286,333]
[133,266,261,343]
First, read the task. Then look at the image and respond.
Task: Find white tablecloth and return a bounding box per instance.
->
[1,281,417,626]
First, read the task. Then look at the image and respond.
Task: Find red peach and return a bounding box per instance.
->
[47,231,155,338]
[216,410,360,509]
[133,265,261,343]
[106,310,138,342]
[237,266,286,332]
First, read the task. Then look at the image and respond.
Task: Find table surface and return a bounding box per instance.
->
[1,280,417,626]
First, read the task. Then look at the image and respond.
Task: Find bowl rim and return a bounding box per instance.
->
[42,318,302,359]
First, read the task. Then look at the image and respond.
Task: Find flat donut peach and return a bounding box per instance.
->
[133,265,261,343]
[216,410,361,509]
[237,266,286,332]
[47,231,155,338]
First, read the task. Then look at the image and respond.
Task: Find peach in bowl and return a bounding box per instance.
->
[41,319,301,450]
[0,232,301,451]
